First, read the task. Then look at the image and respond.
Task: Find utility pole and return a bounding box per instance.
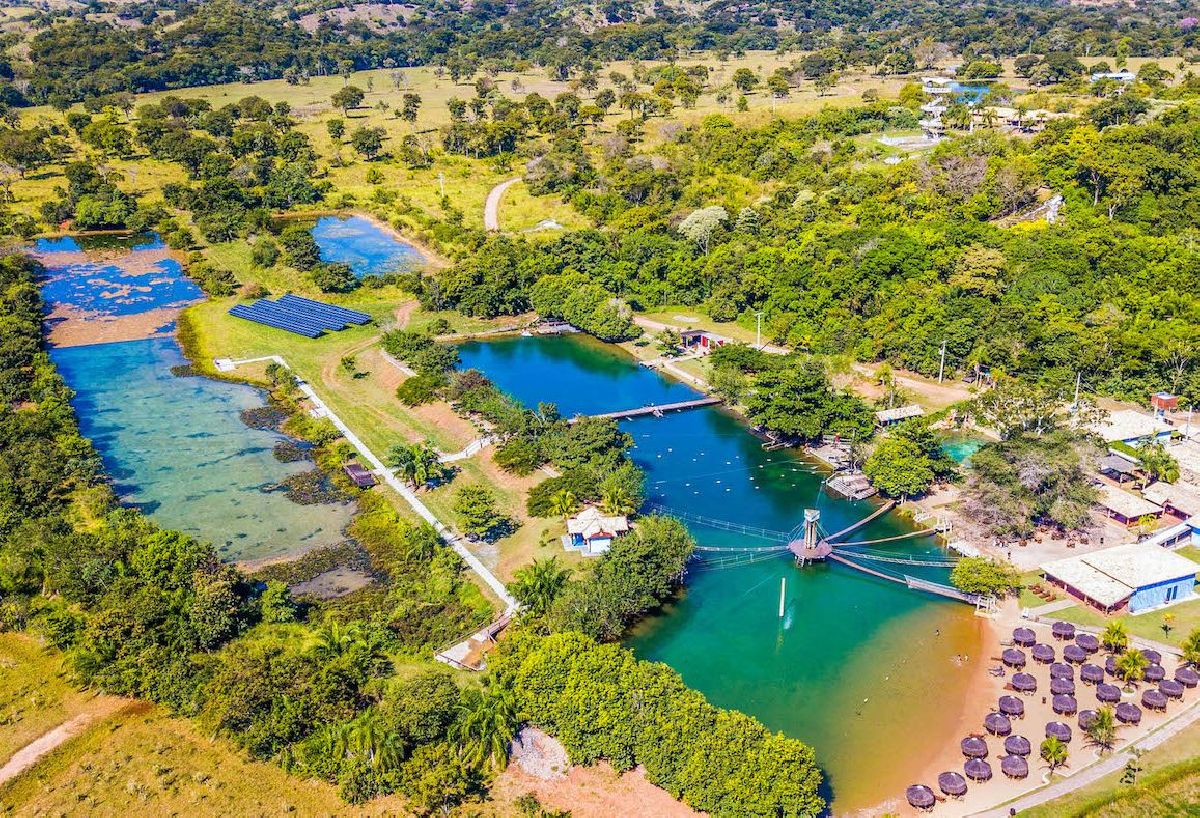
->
[755,311,763,350]
[937,340,947,383]
[1073,371,1082,408]
[438,172,445,198]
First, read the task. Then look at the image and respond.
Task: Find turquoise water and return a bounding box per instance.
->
[457,334,986,810]
[38,237,355,564]
[951,82,991,105]
[942,434,985,465]
[312,214,427,278]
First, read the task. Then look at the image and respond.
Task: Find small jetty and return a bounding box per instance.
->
[580,396,723,422]
[826,471,877,500]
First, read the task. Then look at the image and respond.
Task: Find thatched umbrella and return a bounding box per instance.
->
[1176,667,1200,688]
[1105,655,1119,676]
[1142,689,1168,711]
[1080,664,1105,685]
[964,758,993,782]
[1031,643,1055,664]
[1011,672,1037,694]
[1051,677,1075,696]
[1012,627,1037,647]
[1096,683,1122,703]
[1077,709,1098,730]
[1050,662,1074,681]
[906,784,936,811]
[985,712,1012,736]
[1052,621,1076,640]
[1064,644,1087,664]
[961,736,989,758]
[1045,721,1072,743]
[1001,754,1029,779]
[1143,649,1162,665]
[1004,734,1032,757]
[1116,702,1142,724]
[1144,664,1166,683]
[1052,694,1078,715]
[1076,633,1100,653]
[1002,648,1027,669]
[1160,679,1185,699]
[938,771,968,798]
[999,695,1025,718]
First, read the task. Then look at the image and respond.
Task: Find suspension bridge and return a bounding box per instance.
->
[647,501,982,605]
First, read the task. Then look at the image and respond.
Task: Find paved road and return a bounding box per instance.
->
[484,177,520,232]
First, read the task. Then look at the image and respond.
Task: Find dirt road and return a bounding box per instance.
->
[484,178,520,231]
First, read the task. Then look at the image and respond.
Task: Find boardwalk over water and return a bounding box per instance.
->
[576,396,723,422]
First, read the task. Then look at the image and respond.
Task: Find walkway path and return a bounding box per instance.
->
[484,177,520,232]
[972,697,1200,816]
[226,355,517,613]
[0,699,129,786]
[439,435,495,463]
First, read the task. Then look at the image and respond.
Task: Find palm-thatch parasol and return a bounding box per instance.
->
[998,695,1025,717]
[964,758,993,782]
[1052,621,1076,640]
[1144,664,1166,683]
[1142,689,1168,711]
[1052,694,1077,715]
[1080,664,1105,685]
[1076,633,1100,653]
[985,712,1012,736]
[1045,721,1072,742]
[1031,643,1055,664]
[1002,648,1027,669]
[1051,677,1075,696]
[1096,683,1122,704]
[1011,672,1037,694]
[1115,702,1141,724]
[1105,655,1119,676]
[906,784,936,811]
[1160,679,1185,699]
[1000,754,1029,779]
[1050,662,1074,680]
[1143,649,1162,665]
[1176,667,1199,688]
[960,736,989,758]
[938,771,968,797]
[1077,709,1098,730]
[1004,734,1032,756]
[1064,644,1087,664]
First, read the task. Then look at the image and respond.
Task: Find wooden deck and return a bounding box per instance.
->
[580,396,723,422]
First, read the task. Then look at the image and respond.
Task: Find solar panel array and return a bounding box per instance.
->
[228,294,372,337]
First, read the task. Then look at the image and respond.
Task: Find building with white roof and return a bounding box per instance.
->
[875,404,924,427]
[1095,483,1162,525]
[1042,542,1199,613]
[1088,409,1174,445]
[564,506,630,557]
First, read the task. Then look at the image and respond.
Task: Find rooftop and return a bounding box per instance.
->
[1096,483,1162,519]
[1088,409,1172,443]
[1043,542,1199,607]
[875,404,924,423]
[567,506,630,540]
[1143,482,1200,518]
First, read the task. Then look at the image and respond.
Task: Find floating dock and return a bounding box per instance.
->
[580,396,723,422]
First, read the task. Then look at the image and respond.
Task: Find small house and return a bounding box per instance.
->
[1088,409,1174,446]
[1096,483,1162,526]
[1097,453,1140,484]
[564,507,630,557]
[343,462,377,489]
[1041,542,1199,614]
[1151,391,1179,416]
[1142,482,1200,521]
[680,329,728,353]
[1090,70,1136,83]
[874,404,924,429]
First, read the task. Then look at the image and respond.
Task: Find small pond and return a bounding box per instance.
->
[311,214,428,278]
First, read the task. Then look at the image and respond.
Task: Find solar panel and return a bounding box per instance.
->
[277,293,371,325]
[238,302,330,334]
[229,304,322,337]
[255,299,347,331]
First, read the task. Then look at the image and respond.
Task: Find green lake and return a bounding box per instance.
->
[458,334,987,812]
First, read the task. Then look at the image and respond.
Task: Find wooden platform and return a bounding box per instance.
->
[580,396,723,422]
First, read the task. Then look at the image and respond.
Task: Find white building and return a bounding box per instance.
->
[564,507,630,557]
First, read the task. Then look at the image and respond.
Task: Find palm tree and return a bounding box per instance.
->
[386,441,445,489]
[1084,706,1118,754]
[1182,627,1200,667]
[386,443,417,485]
[1116,648,1149,685]
[351,710,403,771]
[453,686,520,771]
[312,621,362,659]
[550,488,578,519]
[1102,621,1129,653]
[600,482,636,515]
[511,557,572,616]
[1139,442,1180,485]
[1040,736,1069,774]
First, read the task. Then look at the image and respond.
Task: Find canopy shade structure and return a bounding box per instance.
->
[1050,662,1074,680]
[1116,702,1142,724]
[1096,684,1122,703]
[1051,677,1076,696]
[938,771,968,797]
[1052,621,1076,640]
[1143,649,1163,665]
[1160,680,1185,699]
[906,784,936,810]
[1105,655,1119,676]
[1045,721,1073,742]
[985,712,1012,736]
[1142,689,1168,711]
[1001,754,1029,779]
[1012,627,1036,646]
[1031,643,1055,664]
[1053,694,1078,715]
[1011,673,1037,693]
[961,736,989,758]
[1175,667,1199,688]
[1004,734,1032,756]
[1002,649,1027,668]
[964,758,993,782]
[1076,633,1101,653]
[1077,709,1098,730]
[1080,664,1105,685]
[1064,644,1087,664]
[999,695,1025,717]
[1145,664,1166,683]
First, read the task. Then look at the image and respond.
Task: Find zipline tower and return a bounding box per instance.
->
[789,509,830,565]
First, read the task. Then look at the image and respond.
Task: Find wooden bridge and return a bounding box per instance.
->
[580,396,723,422]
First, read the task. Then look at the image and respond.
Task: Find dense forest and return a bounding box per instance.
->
[4,0,1200,102]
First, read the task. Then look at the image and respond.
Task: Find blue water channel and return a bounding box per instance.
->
[457,333,987,810]
[38,234,355,564]
[312,214,428,278]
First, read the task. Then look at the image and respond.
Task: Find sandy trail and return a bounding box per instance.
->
[484,178,520,231]
[0,698,130,785]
